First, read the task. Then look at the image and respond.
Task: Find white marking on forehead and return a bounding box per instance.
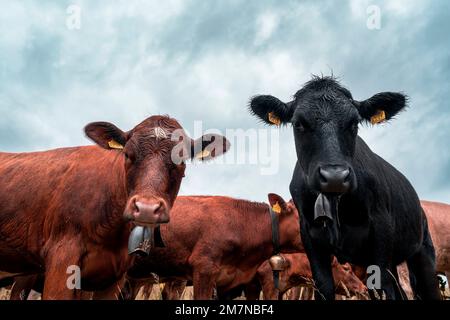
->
[150,127,168,139]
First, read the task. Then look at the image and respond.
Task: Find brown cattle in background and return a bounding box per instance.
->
[0,115,229,299]
[254,254,367,300]
[126,194,303,299]
[421,201,450,282]
[398,201,450,299]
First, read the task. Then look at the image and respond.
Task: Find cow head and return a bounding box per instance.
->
[332,260,368,296]
[250,76,406,195]
[85,115,230,226]
[268,194,303,252]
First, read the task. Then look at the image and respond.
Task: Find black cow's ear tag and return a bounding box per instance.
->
[314,193,333,224]
[108,139,124,150]
[370,110,386,125]
[268,112,281,126]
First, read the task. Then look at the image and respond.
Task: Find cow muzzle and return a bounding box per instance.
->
[318,165,351,194]
[125,196,170,226]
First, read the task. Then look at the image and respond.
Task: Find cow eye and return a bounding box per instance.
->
[293,120,308,132]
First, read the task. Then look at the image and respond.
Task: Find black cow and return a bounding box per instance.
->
[249,76,440,300]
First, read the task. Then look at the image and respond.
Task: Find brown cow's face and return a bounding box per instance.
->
[85,115,230,227]
[332,260,367,295]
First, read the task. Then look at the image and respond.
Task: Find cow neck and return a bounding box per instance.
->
[92,152,130,242]
[247,204,278,258]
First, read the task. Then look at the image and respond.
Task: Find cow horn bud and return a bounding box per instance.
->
[269,254,286,271]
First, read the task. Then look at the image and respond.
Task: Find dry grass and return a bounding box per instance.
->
[1,284,448,300]
[0,288,10,300]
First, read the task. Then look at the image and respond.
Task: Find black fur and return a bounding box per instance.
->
[249,76,440,300]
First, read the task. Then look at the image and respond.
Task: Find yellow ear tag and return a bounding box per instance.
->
[195,149,210,160]
[272,202,282,214]
[108,139,124,150]
[268,112,281,126]
[370,110,386,125]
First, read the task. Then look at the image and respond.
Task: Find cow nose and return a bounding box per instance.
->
[318,165,351,194]
[130,198,170,225]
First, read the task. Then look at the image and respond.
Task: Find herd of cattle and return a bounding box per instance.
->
[0,76,449,300]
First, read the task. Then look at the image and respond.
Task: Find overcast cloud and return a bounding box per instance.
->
[0,0,449,203]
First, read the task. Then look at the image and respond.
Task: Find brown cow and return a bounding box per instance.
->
[421,201,450,281]
[0,115,229,299]
[160,254,367,300]
[254,253,367,300]
[126,194,303,299]
[397,201,450,299]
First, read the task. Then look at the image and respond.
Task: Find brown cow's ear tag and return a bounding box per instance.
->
[108,139,124,150]
[272,202,282,214]
[268,112,281,126]
[370,110,386,125]
[195,149,210,160]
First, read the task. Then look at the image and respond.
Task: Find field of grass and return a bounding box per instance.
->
[1,284,448,300]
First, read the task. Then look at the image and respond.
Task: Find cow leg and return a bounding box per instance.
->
[389,266,407,300]
[307,250,334,300]
[10,275,38,300]
[244,278,262,300]
[41,240,83,300]
[288,286,301,300]
[302,231,334,301]
[192,267,219,300]
[162,280,186,300]
[406,247,441,300]
[91,283,122,300]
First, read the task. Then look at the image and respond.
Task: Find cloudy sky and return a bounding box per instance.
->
[1,0,449,203]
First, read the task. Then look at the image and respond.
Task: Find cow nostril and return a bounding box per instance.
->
[342,169,350,182]
[131,197,140,214]
[318,168,328,183]
[153,202,162,215]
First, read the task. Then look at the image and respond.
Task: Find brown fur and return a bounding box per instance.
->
[126,195,303,299]
[255,254,367,300]
[0,115,229,299]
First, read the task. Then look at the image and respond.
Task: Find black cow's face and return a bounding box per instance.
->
[85,115,230,227]
[250,76,407,195]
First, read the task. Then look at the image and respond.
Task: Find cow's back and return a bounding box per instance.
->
[129,196,272,282]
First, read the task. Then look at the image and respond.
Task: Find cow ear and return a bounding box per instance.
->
[191,134,231,161]
[84,122,128,150]
[268,193,288,214]
[355,92,407,125]
[249,95,294,126]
